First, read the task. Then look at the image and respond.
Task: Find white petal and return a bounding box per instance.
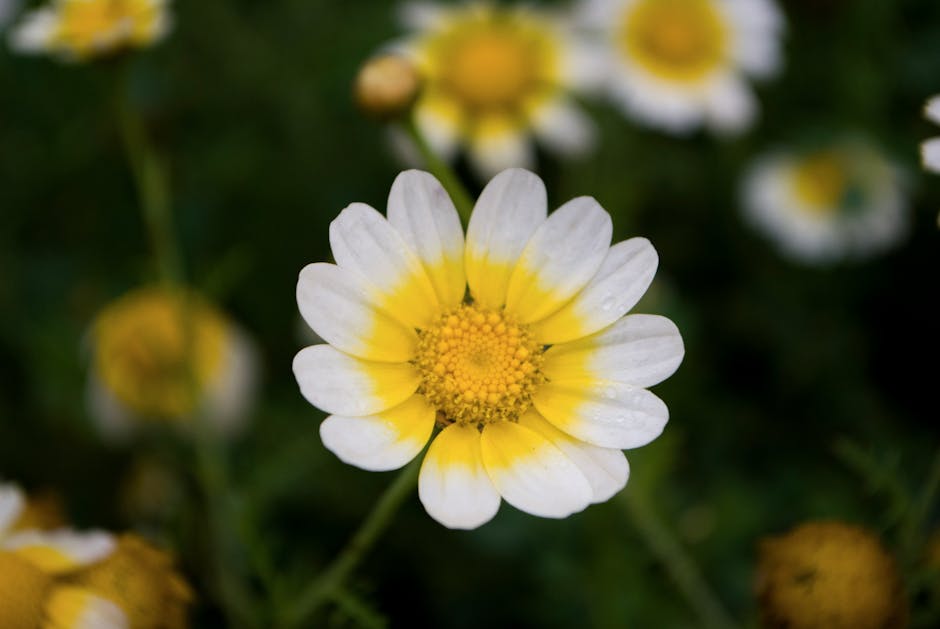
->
[558,39,611,93]
[0,484,25,536]
[705,74,757,136]
[480,421,593,518]
[202,326,258,438]
[926,96,940,126]
[387,170,466,308]
[320,395,436,472]
[468,122,536,179]
[4,530,115,573]
[505,196,612,324]
[45,588,129,629]
[465,168,547,309]
[329,203,440,329]
[8,8,57,54]
[419,424,501,530]
[922,137,940,173]
[413,97,462,162]
[397,1,449,30]
[534,380,669,450]
[531,97,597,157]
[724,0,785,78]
[531,238,659,344]
[519,411,629,504]
[293,345,420,417]
[543,314,685,388]
[297,263,418,362]
[85,374,137,444]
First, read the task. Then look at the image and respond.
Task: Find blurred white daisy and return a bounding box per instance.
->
[87,286,258,441]
[921,96,940,173]
[294,168,684,529]
[0,483,128,629]
[9,0,171,61]
[392,2,602,177]
[742,140,908,263]
[580,0,784,135]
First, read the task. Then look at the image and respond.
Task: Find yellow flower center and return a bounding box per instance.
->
[621,0,728,82]
[415,304,545,426]
[425,10,558,112]
[0,552,51,629]
[55,0,161,55]
[94,288,228,420]
[791,151,849,215]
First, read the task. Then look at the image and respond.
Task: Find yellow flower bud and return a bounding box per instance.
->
[354,55,422,120]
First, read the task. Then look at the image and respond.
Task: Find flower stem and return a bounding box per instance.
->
[283,459,421,628]
[619,491,739,629]
[402,115,474,227]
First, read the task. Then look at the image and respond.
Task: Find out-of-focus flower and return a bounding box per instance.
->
[355,54,422,121]
[75,534,193,629]
[392,2,602,177]
[579,0,784,135]
[742,140,907,263]
[9,0,171,62]
[757,521,907,629]
[921,96,940,173]
[294,168,683,529]
[87,286,258,440]
[0,483,127,629]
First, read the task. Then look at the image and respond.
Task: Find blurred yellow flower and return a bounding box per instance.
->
[75,534,193,629]
[294,169,684,528]
[88,286,257,440]
[742,140,907,263]
[9,0,170,61]
[579,0,784,134]
[393,2,601,176]
[757,521,907,629]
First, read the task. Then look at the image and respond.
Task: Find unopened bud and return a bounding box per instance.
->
[354,55,422,120]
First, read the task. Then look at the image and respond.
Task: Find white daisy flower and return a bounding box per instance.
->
[9,0,171,62]
[86,286,258,441]
[391,2,603,177]
[921,95,940,174]
[294,168,684,529]
[0,483,128,629]
[742,140,908,263]
[580,0,784,135]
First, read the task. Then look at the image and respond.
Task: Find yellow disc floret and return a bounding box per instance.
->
[622,0,728,82]
[792,151,849,215]
[0,551,52,629]
[93,287,229,421]
[415,304,545,426]
[54,0,165,58]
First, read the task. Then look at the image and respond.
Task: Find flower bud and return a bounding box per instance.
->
[354,55,421,120]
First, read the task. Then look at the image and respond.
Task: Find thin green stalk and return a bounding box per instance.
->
[282,459,421,628]
[402,115,474,226]
[902,446,940,560]
[619,491,739,629]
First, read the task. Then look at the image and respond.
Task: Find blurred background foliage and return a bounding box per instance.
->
[1,0,939,627]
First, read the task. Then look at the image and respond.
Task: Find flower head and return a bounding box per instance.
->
[757,521,907,629]
[742,139,908,263]
[580,0,784,135]
[393,2,601,177]
[9,0,170,61]
[87,286,257,440]
[294,168,684,529]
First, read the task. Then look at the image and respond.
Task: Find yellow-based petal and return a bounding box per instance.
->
[413,92,464,160]
[505,196,611,324]
[297,263,418,362]
[320,395,436,472]
[329,203,440,329]
[293,345,420,417]
[418,424,501,529]
[387,170,466,308]
[465,168,546,309]
[533,380,668,450]
[532,238,659,344]
[5,531,114,575]
[44,587,128,629]
[467,116,535,178]
[518,410,629,504]
[480,421,592,518]
[543,314,684,388]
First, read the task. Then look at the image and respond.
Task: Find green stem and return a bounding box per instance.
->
[903,446,940,560]
[283,459,421,628]
[402,115,474,227]
[619,491,739,629]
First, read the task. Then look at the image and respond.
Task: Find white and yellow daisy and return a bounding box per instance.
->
[921,96,940,174]
[580,0,784,135]
[86,286,258,441]
[9,0,170,61]
[293,168,684,529]
[0,483,128,629]
[392,2,602,177]
[742,140,908,263]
